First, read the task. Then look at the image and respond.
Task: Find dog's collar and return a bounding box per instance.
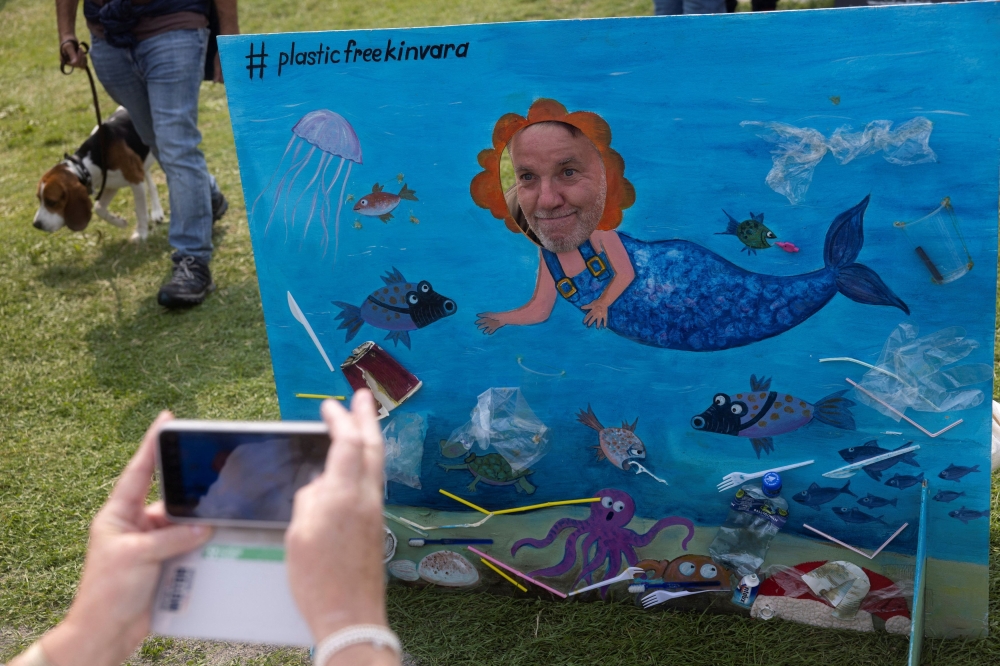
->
[62,153,93,196]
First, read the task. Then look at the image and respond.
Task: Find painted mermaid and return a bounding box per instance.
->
[471,99,908,352]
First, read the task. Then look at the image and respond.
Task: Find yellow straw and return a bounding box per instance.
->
[479,558,527,592]
[438,489,491,515]
[491,498,601,515]
[295,393,346,400]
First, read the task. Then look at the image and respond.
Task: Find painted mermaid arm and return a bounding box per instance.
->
[630,516,696,550]
[581,230,635,329]
[476,249,557,334]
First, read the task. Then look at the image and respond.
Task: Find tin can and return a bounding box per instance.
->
[340,341,422,419]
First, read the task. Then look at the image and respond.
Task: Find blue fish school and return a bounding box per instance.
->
[219,2,1000,639]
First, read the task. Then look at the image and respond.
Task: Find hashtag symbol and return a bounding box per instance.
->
[246,42,268,80]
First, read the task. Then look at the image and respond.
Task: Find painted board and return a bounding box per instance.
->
[219,3,998,638]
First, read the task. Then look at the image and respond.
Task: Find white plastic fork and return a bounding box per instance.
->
[567,566,645,596]
[717,460,815,492]
[640,588,713,608]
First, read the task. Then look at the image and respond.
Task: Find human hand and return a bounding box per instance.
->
[36,412,214,666]
[212,51,224,83]
[475,312,506,334]
[286,392,397,665]
[581,300,608,328]
[59,37,88,70]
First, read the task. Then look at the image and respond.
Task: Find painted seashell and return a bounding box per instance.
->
[417,550,480,587]
[383,526,397,563]
[387,559,419,581]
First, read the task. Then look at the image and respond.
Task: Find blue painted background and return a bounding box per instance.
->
[219,3,998,571]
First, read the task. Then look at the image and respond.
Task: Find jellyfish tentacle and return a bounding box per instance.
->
[331,161,352,261]
[251,135,295,225]
[284,146,316,227]
[320,158,345,250]
[302,158,327,238]
[293,152,329,232]
[265,143,309,237]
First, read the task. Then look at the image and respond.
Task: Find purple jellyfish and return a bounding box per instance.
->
[251,109,362,254]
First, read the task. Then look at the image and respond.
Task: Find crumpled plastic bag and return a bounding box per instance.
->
[857,323,992,420]
[382,412,427,489]
[742,117,936,204]
[442,388,549,471]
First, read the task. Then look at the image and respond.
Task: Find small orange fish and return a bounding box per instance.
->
[353,183,418,222]
[577,404,646,471]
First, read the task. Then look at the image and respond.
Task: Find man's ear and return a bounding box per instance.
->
[64,180,93,231]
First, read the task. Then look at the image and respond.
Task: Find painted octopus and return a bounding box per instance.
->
[511,488,695,594]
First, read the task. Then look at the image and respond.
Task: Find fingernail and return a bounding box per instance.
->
[190,525,207,536]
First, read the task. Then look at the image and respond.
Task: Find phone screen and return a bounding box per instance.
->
[160,429,330,524]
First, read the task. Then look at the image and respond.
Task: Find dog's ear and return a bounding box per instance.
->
[63,178,93,231]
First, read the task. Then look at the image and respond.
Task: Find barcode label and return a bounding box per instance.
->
[159,565,195,613]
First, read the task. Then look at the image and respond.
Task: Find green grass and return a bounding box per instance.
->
[0,0,993,664]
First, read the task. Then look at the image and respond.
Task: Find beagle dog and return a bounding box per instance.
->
[33,107,164,241]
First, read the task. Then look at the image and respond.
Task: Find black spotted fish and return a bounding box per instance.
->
[717,210,776,255]
[332,268,456,349]
[691,374,855,458]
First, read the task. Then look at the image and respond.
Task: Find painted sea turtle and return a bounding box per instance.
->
[438,452,536,494]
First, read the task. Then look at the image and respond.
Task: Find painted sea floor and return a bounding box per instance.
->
[2,0,999,665]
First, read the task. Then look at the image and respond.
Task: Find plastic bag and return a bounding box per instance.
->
[742,117,936,204]
[442,388,549,471]
[709,483,788,578]
[856,323,992,420]
[383,412,427,489]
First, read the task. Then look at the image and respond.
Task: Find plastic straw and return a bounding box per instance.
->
[491,497,600,515]
[479,557,528,592]
[845,378,963,437]
[295,393,346,400]
[382,511,428,537]
[803,522,909,560]
[466,546,567,598]
[438,489,491,515]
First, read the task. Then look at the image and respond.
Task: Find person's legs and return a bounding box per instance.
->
[653,0,684,15]
[133,28,214,264]
[88,37,158,154]
[683,0,727,13]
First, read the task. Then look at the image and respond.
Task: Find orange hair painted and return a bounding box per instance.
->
[470,99,635,240]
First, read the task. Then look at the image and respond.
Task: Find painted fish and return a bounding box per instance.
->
[885,473,923,490]
[837,440,917,482]
[831,507,887,526]
[561,195,908,352]
[857,493,897,510]
[577,405,646,471]
[792,481,856,511]
[933,490,965,503]
[332,267,456,349]
[353,182,417,222]
[948,507,989,524]
[938,463,980,482]
[717,211,776,254]
[775,241,799,253]
[691,374,855,458]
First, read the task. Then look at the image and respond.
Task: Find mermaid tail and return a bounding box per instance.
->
[602,196,907,351]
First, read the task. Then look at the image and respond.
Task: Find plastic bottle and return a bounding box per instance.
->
[732,573,760,608]
[708,472,789,579]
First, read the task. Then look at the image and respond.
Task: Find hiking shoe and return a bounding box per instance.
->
[211,189,229,222]
[158,254,215,308]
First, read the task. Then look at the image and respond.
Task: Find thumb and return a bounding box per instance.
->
[140,524,214,562]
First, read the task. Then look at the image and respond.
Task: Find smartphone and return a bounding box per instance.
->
[158,420,330,528]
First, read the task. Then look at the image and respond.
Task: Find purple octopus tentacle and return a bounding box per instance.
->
[577,542,612,589]
[577,533,601,586]
[598,549,624,599]
[527,529,584,578]
[622,545,639,567]
[511,518,584,556]
[631,516,696,550]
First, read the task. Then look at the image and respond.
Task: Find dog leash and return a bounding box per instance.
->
[59,39,109,202]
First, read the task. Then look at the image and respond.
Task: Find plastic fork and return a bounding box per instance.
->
[717,460,814,493]
[640,588,714,609]
[567,566,645,597]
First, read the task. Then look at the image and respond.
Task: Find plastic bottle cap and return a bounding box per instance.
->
[742,574,760,587]
[762,471,782,497]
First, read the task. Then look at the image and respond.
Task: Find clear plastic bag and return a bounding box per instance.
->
[382,412,427,489]
[856,323,992,420]
[442,388,549,471]
[709,483,788,578]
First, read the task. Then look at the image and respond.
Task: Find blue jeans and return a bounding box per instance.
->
[90,28,218,262]
[654,0,726,13]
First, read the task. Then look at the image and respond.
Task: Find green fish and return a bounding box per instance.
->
[718,211,776,255]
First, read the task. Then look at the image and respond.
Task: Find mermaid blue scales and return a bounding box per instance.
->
[544,196,908,352]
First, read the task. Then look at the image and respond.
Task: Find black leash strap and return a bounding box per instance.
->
[60,39,109,201]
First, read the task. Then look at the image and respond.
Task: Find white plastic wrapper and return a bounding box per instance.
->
[382,412,427,489]
[742,117,936,204]
[443,388,549,471]
[856,323,992,420]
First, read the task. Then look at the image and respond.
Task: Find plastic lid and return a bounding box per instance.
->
[761,472,782,497]
[741,574,760,587]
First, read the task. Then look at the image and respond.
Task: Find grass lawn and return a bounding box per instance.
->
[1,0,996,664]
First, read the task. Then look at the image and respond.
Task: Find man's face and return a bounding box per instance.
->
[509,123,607,253]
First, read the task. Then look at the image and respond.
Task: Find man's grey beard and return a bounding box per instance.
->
[527,186,607,254]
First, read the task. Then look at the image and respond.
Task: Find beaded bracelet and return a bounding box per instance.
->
[313,625,401,666]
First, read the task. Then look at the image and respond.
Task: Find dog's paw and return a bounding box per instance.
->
[105,213,128,228]
[129,229,148,243]
[151,210,165,224]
